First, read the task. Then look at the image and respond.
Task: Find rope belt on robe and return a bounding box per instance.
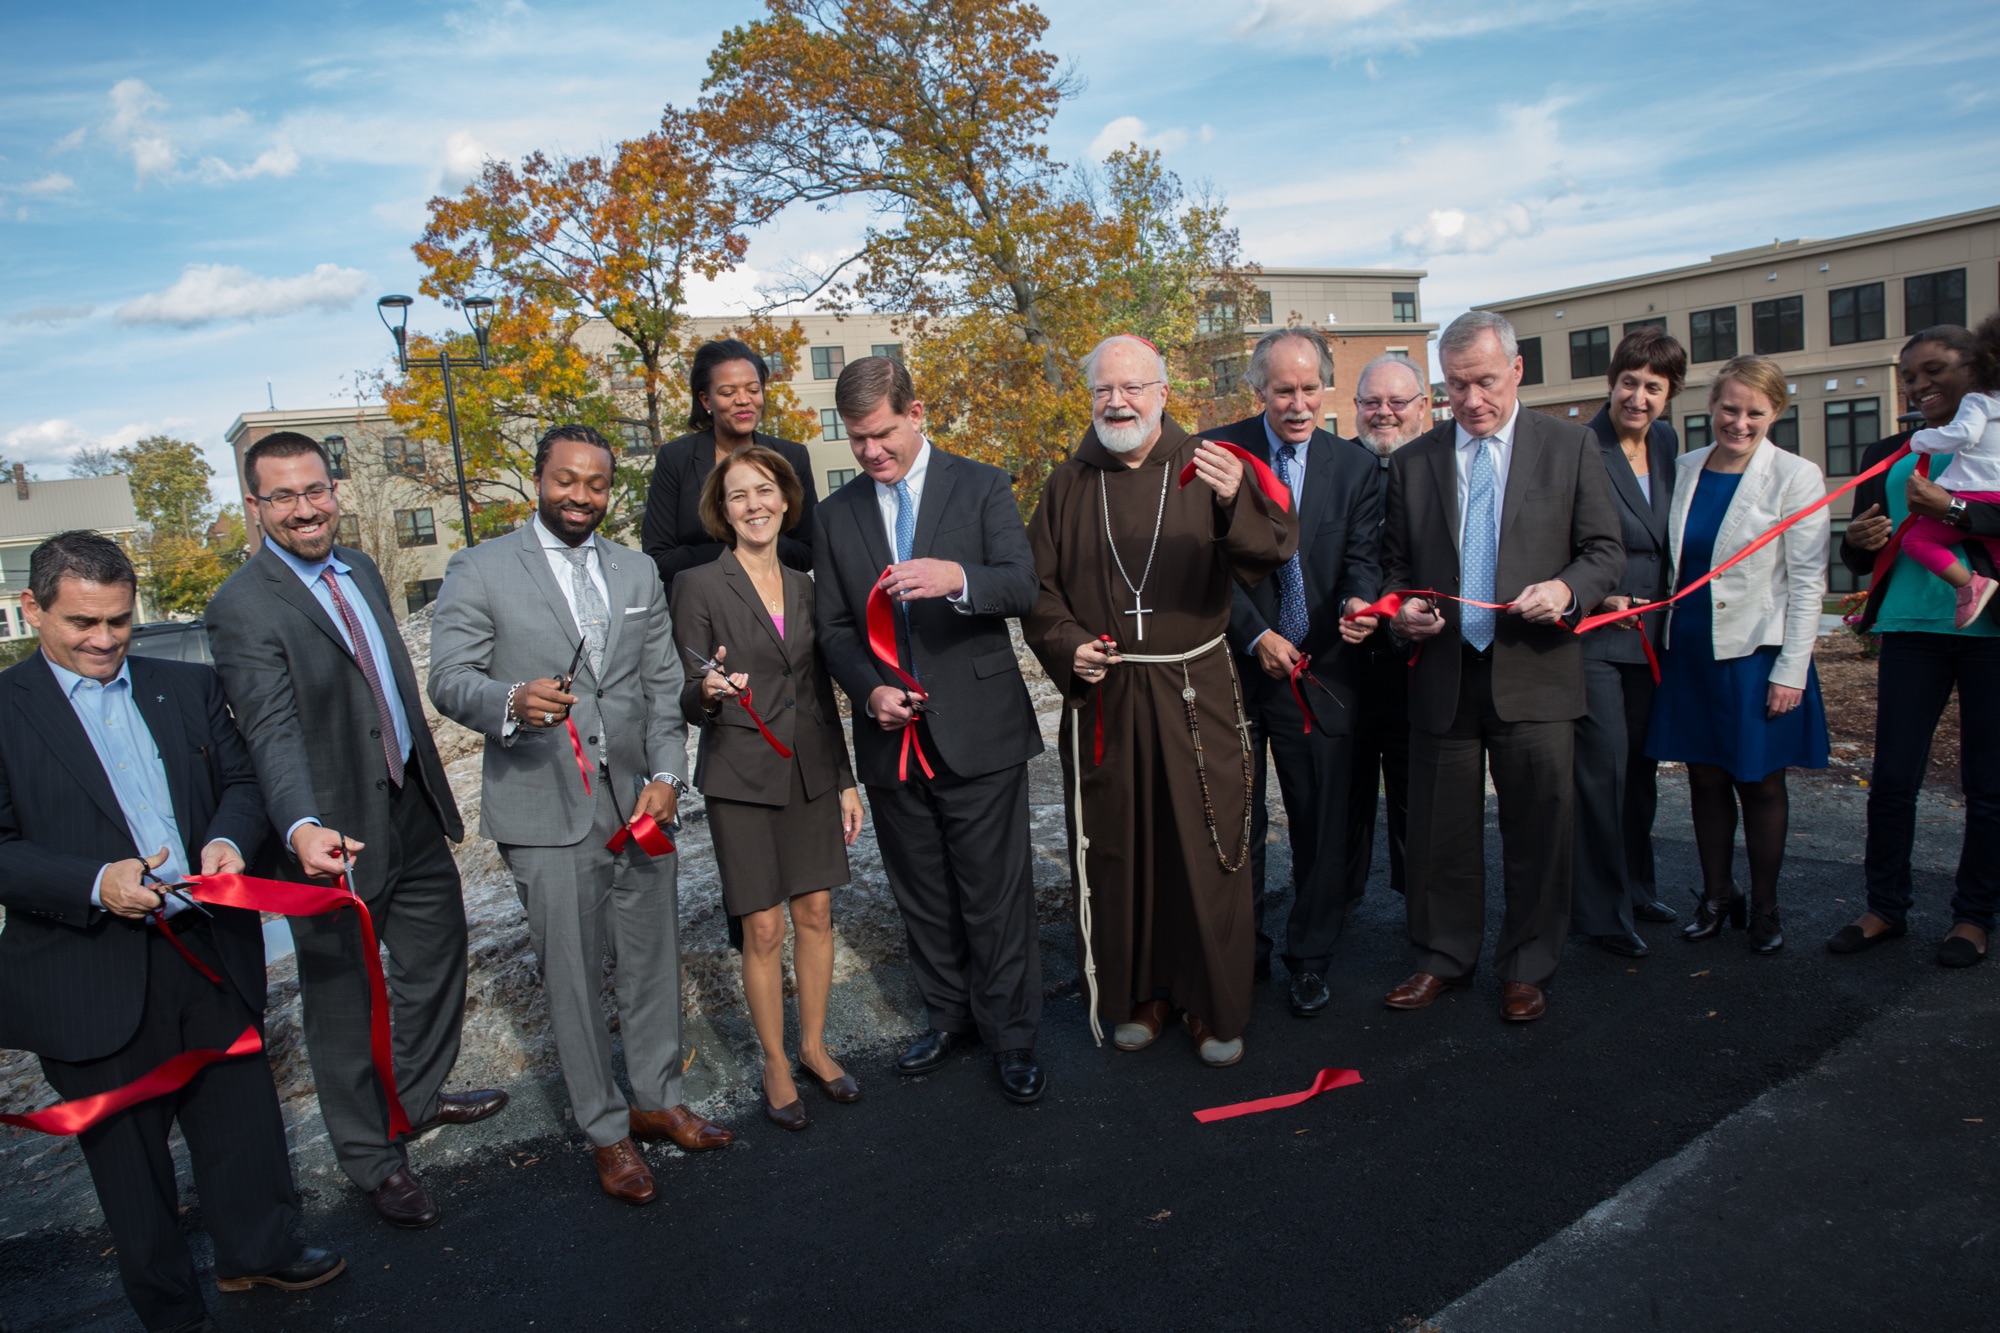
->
[1067,632,1238,1046]
[2,873,408,1139]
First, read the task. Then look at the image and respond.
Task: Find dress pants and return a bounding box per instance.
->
[1864,632,2000,933]
[41,922,300,1332]
[1345,642,1410,902]
[1571,658,1660,936]
[1246,670,1355,975]
[501,778,683,1148]
[866,731,1041,1050]
[1405,650,1575,986]
[289,775,468,1192]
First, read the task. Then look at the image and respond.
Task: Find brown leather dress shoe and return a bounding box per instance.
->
[1500,981,1547,1022]
[369,1167,441,1229]
[1113,999,1174,1051]
[408,1088,510,1136]
[592,1138,657,1205]
[629,1104,735,1151]
[1384,972,1467,1010]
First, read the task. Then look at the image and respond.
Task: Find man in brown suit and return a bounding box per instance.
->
[1380,311,1623,1022]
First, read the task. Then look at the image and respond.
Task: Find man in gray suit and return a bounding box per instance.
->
[1380,312,1623,1023]
[428,424,732,1207]
[207,432,505,1231]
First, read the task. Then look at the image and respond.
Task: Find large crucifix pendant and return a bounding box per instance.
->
[1124,598,1151,642]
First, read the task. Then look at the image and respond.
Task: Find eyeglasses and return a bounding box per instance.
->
[251,482,338,510]
[1356,394,1424,414]
[1090,380,1164,402]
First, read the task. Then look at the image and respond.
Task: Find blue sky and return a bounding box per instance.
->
[4,0,1998,497]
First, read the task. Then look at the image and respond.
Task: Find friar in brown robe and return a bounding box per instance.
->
[1026,335,1298,1061]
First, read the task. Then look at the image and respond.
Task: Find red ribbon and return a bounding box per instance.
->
[1178,440,1293,511]
[565,717,593,795]
[5,872,410,1140]
[1287,653,1329,735]
[151,910,222,985]
[1865,453,1935,593]
[2,1027,264,1136]
[605,812,675,857]
[865,568,936,781]
[734,688,793,759]
[1193,1067,1363,1123]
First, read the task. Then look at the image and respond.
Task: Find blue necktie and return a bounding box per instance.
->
[893,479,916,563]
[1462,439,1498,651]
[1272,443,1310,648]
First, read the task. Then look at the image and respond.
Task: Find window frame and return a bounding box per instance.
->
[826,467,858,492]
[1688,307,1738,363]
[870,343,904,363]
[809,345,845,381]
[1828,282,1886,347]
[1391,291,1418,323]
[1518,336,1544,386]
[1751,295,1804,355]
[819,408,848,442]
[1623,317,1667,335]
[1904,269,1967,334]
[1769,405,1801,455]
[1823,397,1880,477]
[1683,413,1712,453]
[394,507,437,548]
[323,435,348,480]
[1568,326,1611,381]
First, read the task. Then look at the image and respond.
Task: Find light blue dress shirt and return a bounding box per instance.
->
[48,655,223,918]
[1247,417,1312,658]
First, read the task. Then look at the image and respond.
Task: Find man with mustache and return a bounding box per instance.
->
[1026,335,1299,1066]
[1212,328,1384,1017]
[428,424,731,1205]
[207,432,505,1230]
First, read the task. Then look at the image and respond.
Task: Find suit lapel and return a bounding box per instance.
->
[1426,431,1461,550]
[780,566,808,665]
[129,659,194,851]
[256,544,350,655]
[12,657,131,841]
[1499,414,1540,542]
[1647,428,1676,530]
[515,525,585,657]
[1714,444,1778,555]
[719,548,786,657]
[850,486,893,576]
[912,446,957,559]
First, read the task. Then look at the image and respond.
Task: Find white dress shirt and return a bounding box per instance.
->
[1452,401,1520,547]
[531,513,610,626]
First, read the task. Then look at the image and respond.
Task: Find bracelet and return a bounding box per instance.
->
[504,681,527,723]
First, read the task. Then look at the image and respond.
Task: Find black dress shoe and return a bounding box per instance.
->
[1748,913,1784,955]
[216,1247,346,1293]
[1288,970,1331,1017]
[369,1167,441,1228]
[1827,918,1907,954]
[1681,889,1746,941]
[995,1049,1046,1103]
[1634,899,1679,924]
[409,1088,509,1135]
[894,1029,957,1075]
[1591,931,1650,959]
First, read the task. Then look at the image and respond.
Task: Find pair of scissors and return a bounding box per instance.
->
[557,637,588,692]
[142,864,213,917]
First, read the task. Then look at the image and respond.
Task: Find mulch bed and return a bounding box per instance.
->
[1811,631,1961,790]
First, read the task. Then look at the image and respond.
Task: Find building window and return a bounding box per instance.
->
[1323,413,1338,435]
[1212,356,1246,395]
[336,515,360,547]
[1623,317,1667,335]
[871,343,903,363]
[1828,519,1868,595]
[810,346,845,380]
[1904,269,1966,334]
[1519,336,1544,386]
[1392,291,1418,323]
[620,422,652,456]
[395,508,437,547]
[1684,414,1712,452]
[323,435,348,479]
[763,352,790,381]
[1689,307,1738,363]
[1829,282,1886,346]
[383,435,425,477]
[1752,296,1804,354]
[1569,327,1611,380]
[827,468,857,491]
[1255,290,1273,324]
[1824,398,1880,476]
[820,409,847,442]
[1769,406,1800,454]
[405,577,444,614]
[1197,291,1238,335]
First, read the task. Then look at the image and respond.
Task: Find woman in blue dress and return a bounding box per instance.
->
[1648,356,1830,953]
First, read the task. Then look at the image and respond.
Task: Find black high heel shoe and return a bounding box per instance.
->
[1748,911,1784,954]
[1681,889,1747,941]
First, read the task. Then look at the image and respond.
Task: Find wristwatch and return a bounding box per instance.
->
[1948,497,1970,529]
[655,772,688,795]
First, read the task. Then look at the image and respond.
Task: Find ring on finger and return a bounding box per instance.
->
[542,710,555,725]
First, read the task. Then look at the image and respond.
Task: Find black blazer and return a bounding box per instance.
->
[1215,414,1382,733]
[1383,409,1625,731]
[0,654,268,1063]
[670,550,853,806]
[642,429,820,587]
[812,445,1045,786]
[1583,407,1678,664]
[206,543,463,896]
[1839,430,2000,630]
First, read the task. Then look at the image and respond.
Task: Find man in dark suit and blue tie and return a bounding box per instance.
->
[0,532,342,1333]
[1217,328,1384,1017]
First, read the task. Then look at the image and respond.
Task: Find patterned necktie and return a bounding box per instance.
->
[318,568,404,787]
[1462,439,1498,652]
[563,545,608,679]
[893,479,916,563]
[1272,442,1310,648]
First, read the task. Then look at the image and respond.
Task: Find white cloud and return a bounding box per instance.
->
[303,66,359,90]
[22,173,78,196]
[1396,202,1540,256]
[6,304,95,326]
[1088,115,1190,159]
[439,130,492,192]
[49,126,88,155]
[1,417,194,470]
[116,263,372,328]
[199,141,300,182]
[106,78,177,184]
[1236,0,1657,53]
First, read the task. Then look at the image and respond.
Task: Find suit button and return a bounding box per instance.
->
[1715,600,1727,609]
[786,699,795,709]
[587,735,598,745]
[376,779,386,791]
[783,667,792,676]
[369,728,381,739]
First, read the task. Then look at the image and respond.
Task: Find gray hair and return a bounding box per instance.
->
[29,530,136,609]
[1083,335,1169,387]
[1437,309,1519,363]
[1243,327,1335,396]
[1354,353,1426,400]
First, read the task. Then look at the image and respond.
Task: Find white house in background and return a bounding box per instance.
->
[0,466,145,638]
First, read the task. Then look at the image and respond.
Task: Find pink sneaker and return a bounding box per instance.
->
[1955,574,1998,630]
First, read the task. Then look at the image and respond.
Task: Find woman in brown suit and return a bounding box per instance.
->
[670,445,865,1130]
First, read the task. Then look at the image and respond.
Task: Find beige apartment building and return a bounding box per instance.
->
[1483,206,2000,493]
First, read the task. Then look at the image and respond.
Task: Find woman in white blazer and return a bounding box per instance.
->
[1646,356,1830,953]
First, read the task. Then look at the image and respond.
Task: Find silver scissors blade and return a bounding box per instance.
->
[681,645,725,676]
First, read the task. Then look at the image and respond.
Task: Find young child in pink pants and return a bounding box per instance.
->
[1906,316,2000,629]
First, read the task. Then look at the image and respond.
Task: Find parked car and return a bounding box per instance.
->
[126,620,214,666]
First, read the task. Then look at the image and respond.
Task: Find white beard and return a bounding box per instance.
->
[1096,404,1162,454]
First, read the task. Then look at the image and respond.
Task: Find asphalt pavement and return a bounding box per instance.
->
[4,779,1993,1333]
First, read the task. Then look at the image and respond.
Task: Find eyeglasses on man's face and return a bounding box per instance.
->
[1356,394,1423,414]
[252,482,338,511]
[1090,380,1165,402]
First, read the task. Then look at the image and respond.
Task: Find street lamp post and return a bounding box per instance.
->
[377,294,495,547]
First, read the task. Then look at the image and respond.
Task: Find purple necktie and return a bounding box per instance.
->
[320,569,405,787]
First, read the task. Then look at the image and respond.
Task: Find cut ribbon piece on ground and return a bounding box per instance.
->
[1193,1067,1363,1123]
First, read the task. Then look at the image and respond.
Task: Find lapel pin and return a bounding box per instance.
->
[156,695,166,703]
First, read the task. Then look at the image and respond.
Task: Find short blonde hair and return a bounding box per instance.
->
[699,445,804,545]
[1708,355,1790,416]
